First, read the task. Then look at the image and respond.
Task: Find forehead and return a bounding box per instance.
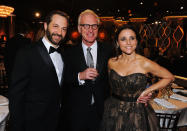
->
[119,29,136,37]
[50,14,68,26]
[80,14,98,24]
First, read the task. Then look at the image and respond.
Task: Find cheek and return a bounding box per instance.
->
[81,29,87,35]
[94,31,98,36]
[134,42,137,47]
[118,41,126,47]
[129,40,137,47]
[62,31,67,36]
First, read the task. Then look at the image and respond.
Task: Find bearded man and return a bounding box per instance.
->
[8,10,69,131]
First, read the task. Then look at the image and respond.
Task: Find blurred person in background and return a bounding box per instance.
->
[4,20,32,81]
[33,25,45,42]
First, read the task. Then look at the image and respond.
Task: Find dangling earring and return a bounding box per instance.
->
[116,42,119,48]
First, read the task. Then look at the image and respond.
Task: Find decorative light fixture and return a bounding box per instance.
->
[34,12,41,18]
[140,2,143,5]
[0,5,14,17]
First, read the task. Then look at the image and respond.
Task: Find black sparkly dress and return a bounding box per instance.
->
[100,69,160,131]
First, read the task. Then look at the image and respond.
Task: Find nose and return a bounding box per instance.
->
[126,39,131,45]
[56,28,62,35]
[88,27,94,32]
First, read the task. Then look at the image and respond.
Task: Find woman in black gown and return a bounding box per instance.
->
[100,25,174,131]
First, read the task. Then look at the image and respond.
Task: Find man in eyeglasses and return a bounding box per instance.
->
[62,9,113,131]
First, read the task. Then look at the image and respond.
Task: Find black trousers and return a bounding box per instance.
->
[61,104,101,131]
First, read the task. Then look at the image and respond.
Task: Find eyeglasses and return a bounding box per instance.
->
[79,24,99,30]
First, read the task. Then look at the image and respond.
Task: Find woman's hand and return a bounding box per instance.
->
[137,91,152,106]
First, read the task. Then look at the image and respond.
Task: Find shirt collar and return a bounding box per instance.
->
[82,41,97,51]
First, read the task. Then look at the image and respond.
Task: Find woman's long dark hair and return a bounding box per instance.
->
[114,24,143,59]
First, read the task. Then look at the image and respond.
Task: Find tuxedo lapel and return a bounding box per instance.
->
[37,40,60,86]
[37,40,55,69]
[59,52,64,86]
[96,42,104,74]
[37,40,63,86]
[78,44,88,71]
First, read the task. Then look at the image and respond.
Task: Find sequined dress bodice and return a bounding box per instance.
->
[100,70,160,131]
[109,69,147,100]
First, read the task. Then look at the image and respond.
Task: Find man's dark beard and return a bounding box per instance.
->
[46,29,63,46]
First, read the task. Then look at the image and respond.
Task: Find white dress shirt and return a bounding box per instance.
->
[78,41,98,104]
[78,41,97,84]
[82,41,97,68]
[42,37,63,84]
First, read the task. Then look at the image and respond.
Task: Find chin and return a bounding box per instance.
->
[88,38,95,42]
[123,51,133,55]
[52,41,59,46]
[54,39,62,44]
[126,53,132,55]
[53,38,61,43]
[85,40,95,44]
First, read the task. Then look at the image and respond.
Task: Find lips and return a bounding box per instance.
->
[87,33,94,37]
[53,35,61,39]
[52,35,62,41]
[125,46,133,49]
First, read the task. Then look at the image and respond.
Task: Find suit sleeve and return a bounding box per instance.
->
[63,57,80,87]
[8,47,31,131]
[63,47,82,87]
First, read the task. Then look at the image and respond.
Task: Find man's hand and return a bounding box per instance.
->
[137,92,152,106]
[79,68,99,80]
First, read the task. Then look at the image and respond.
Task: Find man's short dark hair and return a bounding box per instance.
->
[45,10,69,26]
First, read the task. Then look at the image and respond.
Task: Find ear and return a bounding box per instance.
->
[44,22,48,31]
[78,25,81,34]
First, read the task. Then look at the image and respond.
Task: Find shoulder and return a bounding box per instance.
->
[98,42,113,51]
[136,54,154,65]
[136,54,163,72]
[98,42,114,58]
[64,43,80,52]
[17,41,42,56]
[18,42,33,52]
[63,43,82,59]
[108,57,118,69]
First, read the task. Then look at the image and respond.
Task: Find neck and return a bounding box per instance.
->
[82,40,96,47]
[44,35,58,48]
[121,52,136,62]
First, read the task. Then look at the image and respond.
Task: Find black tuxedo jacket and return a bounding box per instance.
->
[8,39,63,131]
[62,41,113,128]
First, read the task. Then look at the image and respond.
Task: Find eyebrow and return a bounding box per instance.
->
[52,24,59,26]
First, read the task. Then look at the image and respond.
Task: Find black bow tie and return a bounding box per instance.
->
[49,46,61,54]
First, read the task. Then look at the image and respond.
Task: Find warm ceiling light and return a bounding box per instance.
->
[0,5,14,17]
[35,12,41,18]
[180,6,184,10]
[164,15,187,19]
[154,2,158,6]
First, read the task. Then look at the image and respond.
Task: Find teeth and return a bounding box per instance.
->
[88,34,93,37]
[126,46,132,49]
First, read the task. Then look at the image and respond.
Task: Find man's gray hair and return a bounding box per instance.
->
[78,9,100,25]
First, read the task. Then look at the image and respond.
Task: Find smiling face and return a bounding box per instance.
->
[44,14,68,47]
[78,13,99,46]
[118,29,137,55]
